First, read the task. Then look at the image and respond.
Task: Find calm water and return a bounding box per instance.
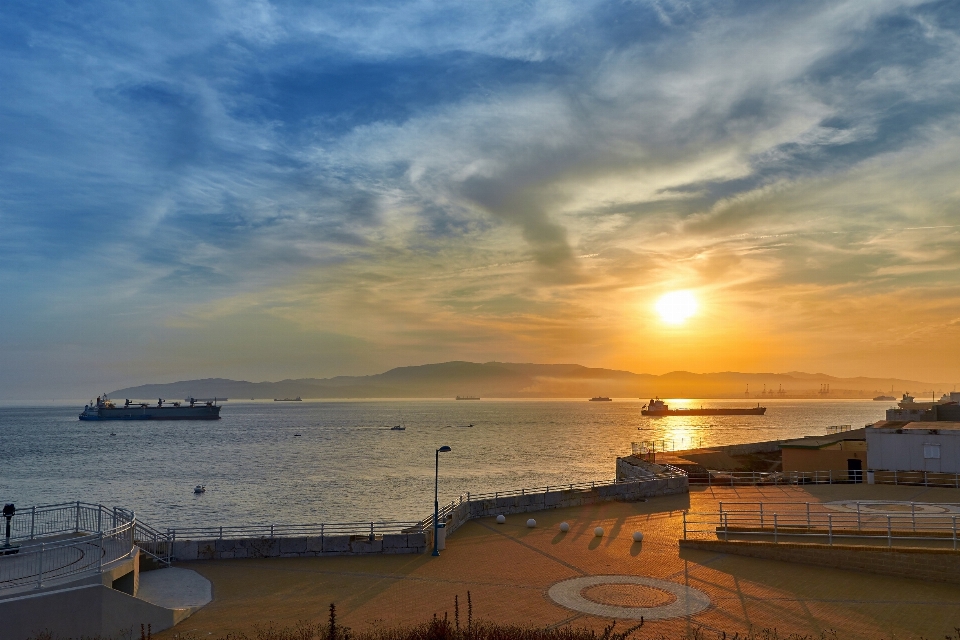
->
[0,399,888,528]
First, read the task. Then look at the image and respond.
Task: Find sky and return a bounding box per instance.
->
[2,0,960,399]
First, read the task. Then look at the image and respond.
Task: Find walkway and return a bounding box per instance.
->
[159,484,960,640]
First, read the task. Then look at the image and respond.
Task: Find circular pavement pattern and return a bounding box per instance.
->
[547,575,711,620]
[824,500,960,514]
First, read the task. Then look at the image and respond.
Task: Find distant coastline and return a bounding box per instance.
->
[108,361,955,402]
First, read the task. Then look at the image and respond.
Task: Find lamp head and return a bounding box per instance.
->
[2,504,14,517]
[438,446,452,453]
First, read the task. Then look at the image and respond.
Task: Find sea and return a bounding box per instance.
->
[0,399,890,529]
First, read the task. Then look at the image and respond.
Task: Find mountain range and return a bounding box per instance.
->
[108,361,955,400]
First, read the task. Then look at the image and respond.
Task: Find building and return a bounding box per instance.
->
[780,428,867,480]
[866,422,960,474]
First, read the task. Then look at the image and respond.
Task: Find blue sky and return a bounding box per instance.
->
[2,0,960,398]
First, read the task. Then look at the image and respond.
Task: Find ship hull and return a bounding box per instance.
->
[79,406,221,420]
[642,407,766,416]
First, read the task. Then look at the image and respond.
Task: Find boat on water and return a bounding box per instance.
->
[589,397,612,402]
[456,395,480,400]
[389,425,406,431]
[641,398,766,416]
[873,395,895,401]
[274,397,302,402]
[79,395,221,421]
[194,485,206,494]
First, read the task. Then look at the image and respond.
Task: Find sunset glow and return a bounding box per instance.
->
[656,292,698,325]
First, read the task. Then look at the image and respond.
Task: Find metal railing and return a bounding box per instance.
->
[687,469,960,487]
[682,501,960,549]
[466,469,687,502]
[0,503,138,592]
[167,520,423,541]
[688,470,862,485]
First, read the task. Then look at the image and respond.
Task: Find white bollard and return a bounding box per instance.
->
[559,522,570,532]
[632,531,644,542]
[594,527,604,537]
[496,514,506,524]
[527,518,537,528]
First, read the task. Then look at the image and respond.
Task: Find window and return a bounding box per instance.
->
[923,444,941,459]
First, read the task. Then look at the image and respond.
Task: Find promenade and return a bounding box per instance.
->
[160,483,960,640]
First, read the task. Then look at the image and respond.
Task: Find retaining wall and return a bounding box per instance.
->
[172,532,426,561]
[679,539,960,585]
[438,475,688,541]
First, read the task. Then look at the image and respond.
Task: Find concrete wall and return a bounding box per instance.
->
[172,532,427,561]
[437,475,689,542]
[680,539,960,585]
[867,427,960,473]
[0,584,192,640]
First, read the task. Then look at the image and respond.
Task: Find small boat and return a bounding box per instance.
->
[457,424,473,428]
[389,425,406,431]
[294,433,302,437]
[589,397,612,402]
[194,485,206,494]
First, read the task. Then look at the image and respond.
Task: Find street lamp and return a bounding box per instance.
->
[433,445,452,557]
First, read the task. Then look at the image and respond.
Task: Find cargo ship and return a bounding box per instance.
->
[274,397,302,402]
[641,398,765,416]
[456,395,480,400]
[79,395,221,420]
[589,396,612,402]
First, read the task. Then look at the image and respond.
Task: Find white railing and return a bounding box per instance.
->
[167,520,423,541]
[682,502,960,549]
[0,503,138,592]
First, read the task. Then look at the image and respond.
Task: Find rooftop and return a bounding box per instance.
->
[779,427,867,449]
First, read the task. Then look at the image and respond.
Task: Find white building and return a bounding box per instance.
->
[866,422,960,474]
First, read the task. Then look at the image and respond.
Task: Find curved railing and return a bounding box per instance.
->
[0,502,139,592]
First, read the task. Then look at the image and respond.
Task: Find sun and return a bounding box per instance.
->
[655,290,698,325]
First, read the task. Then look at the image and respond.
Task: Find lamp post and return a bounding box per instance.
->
[433,446,452,557]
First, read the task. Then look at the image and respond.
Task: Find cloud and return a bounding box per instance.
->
[2,0,960,397]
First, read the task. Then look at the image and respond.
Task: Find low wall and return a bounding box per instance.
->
[438,475,688,541]
[679,539,960,585]
[172,532,426,561]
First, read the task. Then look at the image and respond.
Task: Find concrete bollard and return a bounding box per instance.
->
[496,515,506,524]
[594,527,604,537]
[527,518,537,528]
[632,531,644,542]
[559,522,570,532]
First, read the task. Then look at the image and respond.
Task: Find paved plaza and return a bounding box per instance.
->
[160,484,960,639]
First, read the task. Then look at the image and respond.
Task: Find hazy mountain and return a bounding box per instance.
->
[108,361,955,400]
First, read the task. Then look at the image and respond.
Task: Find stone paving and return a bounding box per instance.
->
[161,484,960,640]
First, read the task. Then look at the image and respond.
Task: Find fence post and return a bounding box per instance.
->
[724,512,729,541]
[98,531,104,572]
[887,515,892,547]
[682,511,687,540]
[98,505,103,533]
[75,501,80,532]
[760,503,764,528]
[219,526,223,540]
[270,524,275,538]
[369,522,374,541]
[954,516,957,551]
[828,514,832,546]
[912,503,916,532]
[37,543,44,589]
[774,513,778,543]
[829,470,833,485]
[857,502,861,531]
[30,506,36,540]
